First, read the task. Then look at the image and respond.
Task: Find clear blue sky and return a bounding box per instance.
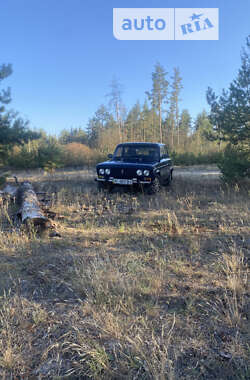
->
[1,0,249,135]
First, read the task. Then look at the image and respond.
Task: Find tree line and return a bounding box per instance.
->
[87,64,219,158]
[0,36,249,181]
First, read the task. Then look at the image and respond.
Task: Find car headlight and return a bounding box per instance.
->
[143,170,150,176]
[105,168,110,175]
[99,168,104,175]
[136,169,142,176]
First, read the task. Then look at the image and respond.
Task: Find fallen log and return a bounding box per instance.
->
[17,182,48,226]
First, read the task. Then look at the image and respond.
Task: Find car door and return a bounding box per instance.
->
[159,145,171,182]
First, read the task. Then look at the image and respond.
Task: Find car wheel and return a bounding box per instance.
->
[164,170,173,186]
[97,181,106,191]
[98,182,113,192]
[146,176,161,194]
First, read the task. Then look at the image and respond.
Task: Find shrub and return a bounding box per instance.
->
[63,143,95,168]
[8,138,64,169]
[218,143,250,183]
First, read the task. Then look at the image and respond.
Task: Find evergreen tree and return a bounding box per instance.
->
[206,36,250,181]
[179,109,192,148]
[0,64,12,111]
[125,101,141,141]
[0,64,39,164]
[146,63,169,143]
[168,98,175,148]
[194,110,213,152]
[59,127,87,145]
[87,105,115,148]
[206,36,250,145]
[170,67,183,147]
[141,100,150,142]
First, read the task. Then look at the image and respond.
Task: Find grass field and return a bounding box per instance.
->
[0,167,249,379]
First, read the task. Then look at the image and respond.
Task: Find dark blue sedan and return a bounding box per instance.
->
[95,142,173,193]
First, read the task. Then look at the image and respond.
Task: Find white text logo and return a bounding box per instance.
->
[113,8,219,41]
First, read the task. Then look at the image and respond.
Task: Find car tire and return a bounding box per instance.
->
[164,170,173,186]
[98,181,113,192]
[97,181,106,191]
[146,176,161,194]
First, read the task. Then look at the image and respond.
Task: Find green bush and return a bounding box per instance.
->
[218,144,250,183]
[8,138,64,169]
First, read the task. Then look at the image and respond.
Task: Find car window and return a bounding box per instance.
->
[164,146,169,156]
[113,145,159,162]
[124,146,137,157]
[160,146,169,158]
[113,146,123,161]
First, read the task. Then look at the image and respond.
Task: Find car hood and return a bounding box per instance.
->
[96,161,155,169]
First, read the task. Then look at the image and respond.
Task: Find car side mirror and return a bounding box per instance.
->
[108,154,113,159]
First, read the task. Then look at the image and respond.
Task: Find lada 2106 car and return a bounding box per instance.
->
[95,142,173,194]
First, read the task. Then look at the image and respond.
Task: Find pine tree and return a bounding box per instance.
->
[0,64,12,111]
[168,97,175,148]
[125,101,141,141]
[170,68,183,148]
[179,109,192,149]
[141,100,150,142]
[146,63,169,143]
[194,110,213,153]
[0,64,39,165]
[87,105,116,149]
[206,36,250,181]
[206,36,250,145]
[59,127,87,145]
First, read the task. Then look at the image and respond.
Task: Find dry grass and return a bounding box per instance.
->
[0,168,249,379]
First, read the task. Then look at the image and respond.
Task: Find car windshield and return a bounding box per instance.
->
[113,145,159,163]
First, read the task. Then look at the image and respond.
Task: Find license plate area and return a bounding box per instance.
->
[113,178,133,185]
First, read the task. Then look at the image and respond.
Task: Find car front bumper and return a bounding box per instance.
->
[95,177,152,185]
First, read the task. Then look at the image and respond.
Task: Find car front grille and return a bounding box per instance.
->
[111,167,135,179]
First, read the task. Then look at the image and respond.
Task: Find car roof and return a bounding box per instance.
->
[116,142,164,147]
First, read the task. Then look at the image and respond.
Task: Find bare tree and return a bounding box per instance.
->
[106,77,125,142]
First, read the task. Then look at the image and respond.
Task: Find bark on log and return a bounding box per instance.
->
[17,182,48,226]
